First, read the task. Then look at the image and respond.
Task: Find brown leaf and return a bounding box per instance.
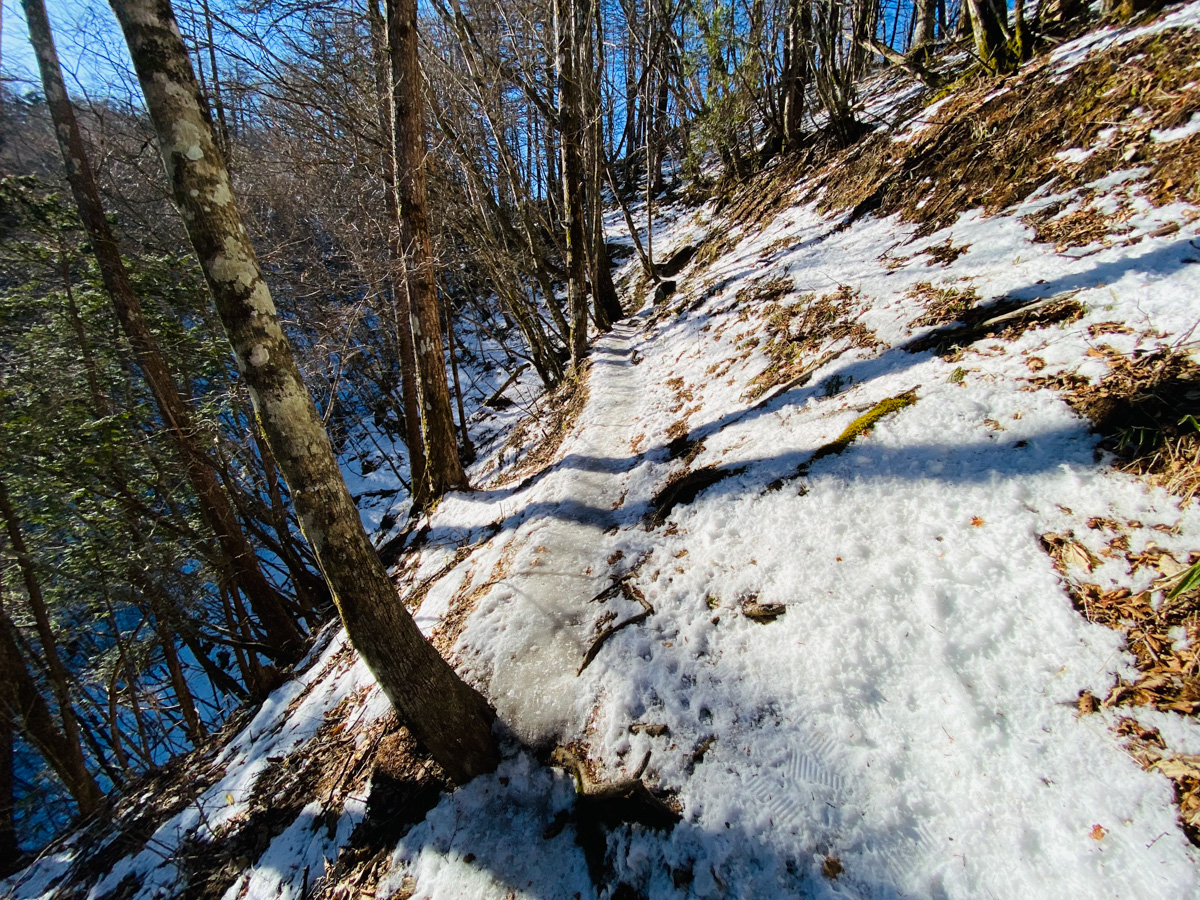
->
[971,516,985,527]
[743,600,787,622]
[1151,755,1200,780]
[1090,824,1107,841]
[1156,554,1186,578]
[1062,541,1096,572]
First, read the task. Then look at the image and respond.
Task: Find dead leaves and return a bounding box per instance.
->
[822,855,845,879]
[1032,346,1200,502]
[1048,516,1200,844]
[1040,532,1100,573]
[741,599,787,622]
[1064,538,1200,719]
[1119,720,1200,845]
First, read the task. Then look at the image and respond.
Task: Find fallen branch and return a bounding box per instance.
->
[750,349,841,411]
[975,290,1081,331]
[860,37,947,88]
[482,363,531,408]
[578,580,654,674]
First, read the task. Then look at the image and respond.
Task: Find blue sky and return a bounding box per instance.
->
[2,0,138,98]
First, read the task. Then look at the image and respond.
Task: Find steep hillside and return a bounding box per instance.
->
[7,5,1200,899]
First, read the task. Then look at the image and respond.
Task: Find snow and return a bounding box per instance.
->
[9,4,1200,899]
[387,151,1200,892]
[1153,111,1200,143]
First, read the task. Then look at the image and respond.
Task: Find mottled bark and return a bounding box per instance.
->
[385,0,469,507]
[0,607,102,814]
[368,0,427,499]
[556,0,589,370]
[108,0,497,782]
[23,0,302,662]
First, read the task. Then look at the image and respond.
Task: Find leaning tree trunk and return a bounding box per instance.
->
[385,0,469,507]
[23,0,302,663]
[556,0,590,370]
[0,607,102,814]
[108,0,497,783]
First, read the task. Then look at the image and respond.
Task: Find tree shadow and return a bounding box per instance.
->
[343,746,928,900]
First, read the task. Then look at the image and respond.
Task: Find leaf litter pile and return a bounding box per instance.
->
[1032,342,1200,844]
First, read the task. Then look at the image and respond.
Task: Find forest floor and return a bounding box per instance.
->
[8,4,1200,899]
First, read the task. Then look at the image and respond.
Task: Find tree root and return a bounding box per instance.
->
[550,747,681,830]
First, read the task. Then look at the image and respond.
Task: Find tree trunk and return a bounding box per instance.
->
[913,0,937,50]
[108,0,497,783]
[385,0,470,506]
[966,0,1015,72]
[0,653,20,874]
[442,293,475,461]
[556,0,590,371]
[368,0,427,500]
[23,0,302,662]
[0,475,96,805]
[782,0,810,149]
[0,606,102,814]
[586,2,623,329]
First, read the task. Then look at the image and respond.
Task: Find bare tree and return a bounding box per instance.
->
[0,603,102,814]
[107,0,497,783]
[556,0,590,370]
[386,0,471,505]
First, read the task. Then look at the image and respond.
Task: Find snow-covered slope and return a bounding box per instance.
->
[8,5,1200,900]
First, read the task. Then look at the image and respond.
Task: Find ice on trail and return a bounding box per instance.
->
[455,322,654,745]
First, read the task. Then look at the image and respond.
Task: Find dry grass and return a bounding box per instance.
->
[495,366,591,485]
[734,274,795,308]
[175,688,412,900]
[1023,193,1137,251]
[1032,346,1200,501]
[812,26,1200,237]
[923,237,971,266]
[745,286,882,400]
[907,281,981,327]
[431,542,517,659]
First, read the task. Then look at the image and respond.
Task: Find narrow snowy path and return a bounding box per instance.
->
[459,319,654,745]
